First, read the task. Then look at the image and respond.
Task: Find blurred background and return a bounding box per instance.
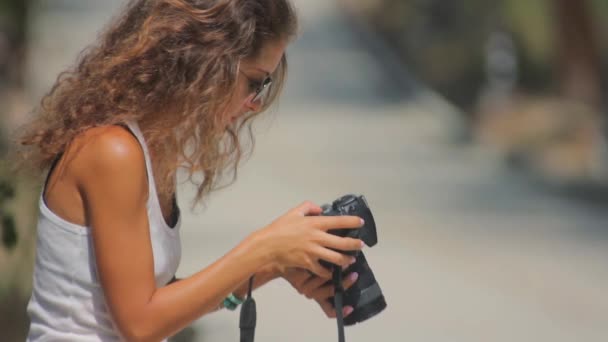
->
[1,0,607,341]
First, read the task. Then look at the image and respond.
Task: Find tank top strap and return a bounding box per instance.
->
[123,120,157,206]
[123,120,180,231]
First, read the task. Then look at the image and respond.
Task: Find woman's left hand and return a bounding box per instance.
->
[282,268,359,318]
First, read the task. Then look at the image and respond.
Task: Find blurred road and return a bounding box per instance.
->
[26,1,608,341]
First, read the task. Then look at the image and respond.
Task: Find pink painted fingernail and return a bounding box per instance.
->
[349,272,359,281]
[344,306,354,316]
[349,257,356,265]
[359,218,365,226]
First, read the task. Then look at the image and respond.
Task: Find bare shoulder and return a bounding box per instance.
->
[69,125,147,197]
[73,125,142,166]
[69,125,143,173]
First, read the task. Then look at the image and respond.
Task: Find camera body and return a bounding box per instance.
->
[321,194,378,251]
[320,194,386,326]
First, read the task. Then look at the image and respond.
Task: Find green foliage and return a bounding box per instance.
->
[0,0,28,38]
[503,0,554,64]
[2,215,17,249]
[0,179,14,198]
[0,172,18,250]
[0,160,38,340]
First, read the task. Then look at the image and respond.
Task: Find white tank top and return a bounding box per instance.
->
[26,120,182,341]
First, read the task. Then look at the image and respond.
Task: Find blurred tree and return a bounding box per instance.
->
[0,0,28,252]
[350,0,607,112]
[0,0,28,86]
[554,0,602,108]
[344,0,608,185]
[365,0,495,110]
[474,0,607,185]
[0,176,17,250]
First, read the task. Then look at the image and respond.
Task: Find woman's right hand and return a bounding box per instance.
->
[255,201,364,279]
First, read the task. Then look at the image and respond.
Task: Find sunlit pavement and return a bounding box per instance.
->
[26,1,608,341]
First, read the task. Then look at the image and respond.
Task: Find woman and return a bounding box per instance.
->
[18,0,363,341]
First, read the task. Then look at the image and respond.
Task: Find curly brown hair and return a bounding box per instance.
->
[16,0,298,204]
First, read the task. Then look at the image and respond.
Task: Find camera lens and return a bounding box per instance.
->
[337,253,386,325]
[322,194,386,327]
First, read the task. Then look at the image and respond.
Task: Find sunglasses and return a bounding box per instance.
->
[240,70,272,104]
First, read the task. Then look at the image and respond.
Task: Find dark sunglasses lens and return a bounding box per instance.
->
[253,79,272,103]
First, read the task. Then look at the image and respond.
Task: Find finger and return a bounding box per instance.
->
[318,300,354,319]
[311,215,363,231]
[318,232,363,252]
[289,201,322,217]
[313,246,356,268]
[309,283,335,300]
[284,268,313,287]
[308,261,332,279]
[288,273,315,294]
[318,299,337,318]
[343,272,359,291]
[310,272,359,301]
[301,276,331,299]
[302,274,330,290]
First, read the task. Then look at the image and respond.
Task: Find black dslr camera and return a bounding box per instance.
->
[238,194,386,342]
[320,194,386,326]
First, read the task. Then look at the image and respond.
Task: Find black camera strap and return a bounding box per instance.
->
[333,266,346,342]
[239,270,348,342]
[239,276,256,342]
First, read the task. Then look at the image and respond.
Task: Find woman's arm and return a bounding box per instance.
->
[232,263,280,299]
[168,263,280,311]
[76,126,363,342]
[76,128,271,341]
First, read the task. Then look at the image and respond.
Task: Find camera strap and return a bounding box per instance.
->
[333,266,346,342]
[239,276,256,342]
[239,271,347,342]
